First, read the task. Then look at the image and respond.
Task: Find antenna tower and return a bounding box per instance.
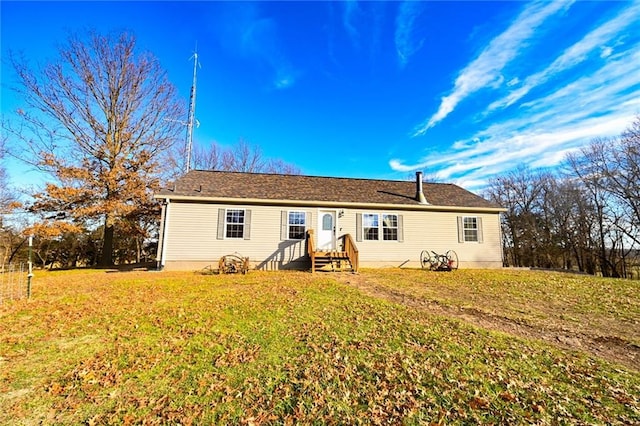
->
[185,50,199,173]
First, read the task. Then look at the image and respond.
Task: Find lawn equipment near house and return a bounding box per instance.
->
[420,249,459,271]
[217,253,250,274]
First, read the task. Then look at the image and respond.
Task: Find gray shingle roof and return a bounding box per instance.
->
[156,170,502,209]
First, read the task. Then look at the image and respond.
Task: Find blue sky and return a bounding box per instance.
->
[1,1,639,193]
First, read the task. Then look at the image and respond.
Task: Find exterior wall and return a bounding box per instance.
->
[161,201,310,271]
[341,208,502,269]
[159,201,503,271]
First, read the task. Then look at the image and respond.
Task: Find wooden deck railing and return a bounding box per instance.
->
[307,229,358,273]
[342,233,359,272]
[306,229,316,273]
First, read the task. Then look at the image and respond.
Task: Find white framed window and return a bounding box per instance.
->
[363,213,379,240]
[217,208,251,240]
[225,209,245,239]
[288,211,306,240]
[463,217,478,242]
[382,214,398,241]
[458,216,482,243]
[360,213,400,241]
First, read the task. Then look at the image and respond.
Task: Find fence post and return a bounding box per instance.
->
[27,235,33,298]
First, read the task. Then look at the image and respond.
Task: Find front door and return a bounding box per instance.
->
[317,210,337,250]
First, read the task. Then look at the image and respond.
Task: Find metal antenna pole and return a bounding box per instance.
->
[185,51,199,174]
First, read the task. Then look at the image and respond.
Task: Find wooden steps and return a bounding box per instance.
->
[313,251,354,272]
[307,230,359,273]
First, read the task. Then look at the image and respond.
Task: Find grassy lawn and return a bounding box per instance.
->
[1,269,639,424]
[350,268,640,347]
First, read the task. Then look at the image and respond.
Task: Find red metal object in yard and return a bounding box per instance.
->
[420,250,459,271]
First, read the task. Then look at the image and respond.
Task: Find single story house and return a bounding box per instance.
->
[154,170,505,271]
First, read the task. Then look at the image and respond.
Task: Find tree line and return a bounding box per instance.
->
[1,29,637,277]
[1,30,298,269]
[483,117,639,278]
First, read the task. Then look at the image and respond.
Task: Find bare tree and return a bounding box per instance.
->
[607,117,640,246]
[405,172,444,182]
[0,139,15,222]
[484,166,548,267]
[192,142,225,171]
[567,138,630,277]
[484,117,640,277]
[192,138,301,174]
[0,132,21,267]
[564,117,640,277]
[540,176,598,272]
[5,30,184,266]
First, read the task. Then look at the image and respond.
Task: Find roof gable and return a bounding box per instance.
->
[156,170,502,209]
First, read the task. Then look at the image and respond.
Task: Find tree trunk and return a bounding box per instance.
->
[100,221,114,267]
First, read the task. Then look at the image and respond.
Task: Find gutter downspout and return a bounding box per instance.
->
[157,199,170,270]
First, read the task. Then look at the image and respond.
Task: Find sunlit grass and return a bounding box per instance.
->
[1,269,638,424]
[366,268,640,345]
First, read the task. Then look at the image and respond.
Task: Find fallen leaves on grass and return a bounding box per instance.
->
[2,270,639,425]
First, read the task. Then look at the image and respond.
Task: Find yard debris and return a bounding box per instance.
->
[217,253,250,274]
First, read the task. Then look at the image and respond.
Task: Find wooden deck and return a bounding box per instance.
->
[307,230,359,273]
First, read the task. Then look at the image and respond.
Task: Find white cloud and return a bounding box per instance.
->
[218,3,298,90]
[343,0,361,48]
[506,77,520,87]
[388,159,413,173]
[600,46,614,59]
[243,18,298,90]
[395,1,426,67]
[274,73,295,90]
[519,46,639,114]
[391,44,640,191]
[412,0,574,136]
[487,1,640,112]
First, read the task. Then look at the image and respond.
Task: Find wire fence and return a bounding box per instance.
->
[0,263,28,304]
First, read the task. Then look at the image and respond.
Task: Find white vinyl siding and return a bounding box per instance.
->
[161,202,501,269]
[166,203,307,265]
[347,211,498,268]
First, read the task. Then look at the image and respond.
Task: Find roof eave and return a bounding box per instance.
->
[154,194,506,213]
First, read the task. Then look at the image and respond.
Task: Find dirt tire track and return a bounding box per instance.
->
[336,273,640,372]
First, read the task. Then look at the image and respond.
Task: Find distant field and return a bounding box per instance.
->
[1,269,638,424]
